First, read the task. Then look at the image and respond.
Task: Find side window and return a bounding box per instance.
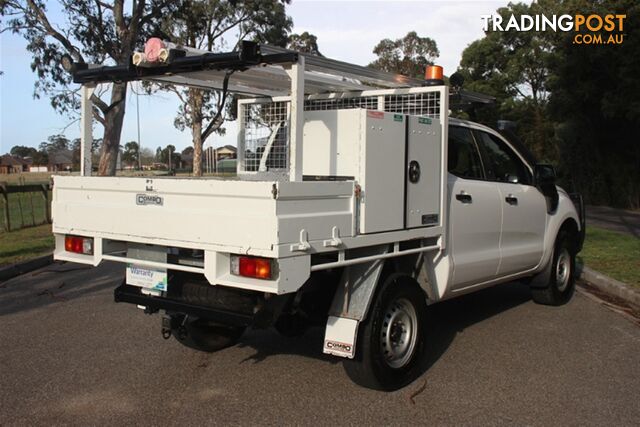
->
[473,131,532,185]
[448,126,484,180]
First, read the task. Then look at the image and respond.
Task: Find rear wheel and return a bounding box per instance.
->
[343,275,427,391]
[171,315,245,353]
[531,230,576,306]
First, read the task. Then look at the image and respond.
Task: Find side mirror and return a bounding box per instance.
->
[534,164,556,186]
[505,174,519,184]
[534,164,559,213]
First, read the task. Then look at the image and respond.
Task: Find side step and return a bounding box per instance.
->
[114,283,254,327]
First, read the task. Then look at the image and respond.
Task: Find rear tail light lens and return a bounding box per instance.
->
[64,235,93,255]
[230,255,272,280]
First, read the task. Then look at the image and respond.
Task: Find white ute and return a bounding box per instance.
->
[53,40,585,390]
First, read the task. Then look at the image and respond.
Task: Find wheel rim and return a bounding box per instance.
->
[556,248,571,292]
[380,297,418,369]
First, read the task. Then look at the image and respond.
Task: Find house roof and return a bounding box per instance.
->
[0,154,26,166]
[49,149,73,165]
[204,145,237,153]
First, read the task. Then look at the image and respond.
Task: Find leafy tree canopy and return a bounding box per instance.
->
[369,31,439,78]
[159,0,292,176]
[457,0,639,208]
[1,0,177,175]
[10,145,38,158]
[287,31,321,55]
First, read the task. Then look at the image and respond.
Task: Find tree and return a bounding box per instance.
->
[160,0,292,176]
[139,147,155,167]
[457,2,557,160]
[11,144,48,164]
[457,0,639,208]
[122,141,140,167]
[71,136,101,168]
[369,31,439,78]
[158,144,179,168]
[547,0,640,208]
[1,0,176,176]
[39,134,70,153]
[10,145,37,158]
[287,31,321,55]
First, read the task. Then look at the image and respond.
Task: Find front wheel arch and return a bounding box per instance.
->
[531,227,577,306]
[558,218,580,256]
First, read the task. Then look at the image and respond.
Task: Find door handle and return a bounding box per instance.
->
[455,192,472,204]
[505,194,518,205]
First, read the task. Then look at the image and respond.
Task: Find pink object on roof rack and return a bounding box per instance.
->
[144,38,166,63]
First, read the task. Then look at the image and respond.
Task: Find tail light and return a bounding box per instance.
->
[230,255,272,280]
[64,235,94,255]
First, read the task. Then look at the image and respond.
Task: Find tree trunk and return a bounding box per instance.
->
[193,128,203,176]
[190,88,205,176]
[98,82,128,176]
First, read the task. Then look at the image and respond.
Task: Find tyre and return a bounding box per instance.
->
[343,274,427,391]
[531,230,576,306]
[171,315,245,353]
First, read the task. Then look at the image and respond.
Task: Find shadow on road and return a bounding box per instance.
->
[0,262,122,317]
[420,281,532,372]
[1,259,534,377]
[236,326,337,365]
[234,281,533,370]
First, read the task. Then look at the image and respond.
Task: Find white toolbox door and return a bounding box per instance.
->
[359,110,406,233]
[406,116,442,228]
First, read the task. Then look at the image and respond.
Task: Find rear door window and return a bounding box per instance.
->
[448,126,484,180]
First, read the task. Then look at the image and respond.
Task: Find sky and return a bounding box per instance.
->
[0,0,510,155]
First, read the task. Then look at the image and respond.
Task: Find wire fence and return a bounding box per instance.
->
[0,183,52,232]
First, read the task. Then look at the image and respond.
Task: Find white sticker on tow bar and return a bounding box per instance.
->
[323,316,358,359]
[126,263,167,292]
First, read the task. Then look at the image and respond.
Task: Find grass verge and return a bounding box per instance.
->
[0,224,54,266]
[578,226,640,288]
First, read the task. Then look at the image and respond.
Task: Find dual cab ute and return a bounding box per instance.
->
[53,40,584,390]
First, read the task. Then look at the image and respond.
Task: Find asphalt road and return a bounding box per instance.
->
[586,205,640,238]
[1,262,639,425]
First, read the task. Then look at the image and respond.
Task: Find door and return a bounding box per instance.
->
[473,130,546,275]
[448,126,502,289]
[406,116,442,228]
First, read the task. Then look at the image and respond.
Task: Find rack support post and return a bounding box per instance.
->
[80,84,96,177]
[286,56,305,182]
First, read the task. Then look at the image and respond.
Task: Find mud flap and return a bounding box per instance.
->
[323,316,358,358]
[322,246,388,358]
[529,255,553,288]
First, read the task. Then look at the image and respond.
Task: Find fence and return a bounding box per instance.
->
[0,183,52,232]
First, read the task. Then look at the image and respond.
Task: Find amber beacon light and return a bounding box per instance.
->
[424,65,444,86]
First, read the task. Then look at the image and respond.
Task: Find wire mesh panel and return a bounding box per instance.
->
[304,96,378,111]
[384,91,441,118]
[238,87,445,179]
[241,101,289,172]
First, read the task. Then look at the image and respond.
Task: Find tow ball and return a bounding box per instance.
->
[161,316,172,339]
[161,315,188,340]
